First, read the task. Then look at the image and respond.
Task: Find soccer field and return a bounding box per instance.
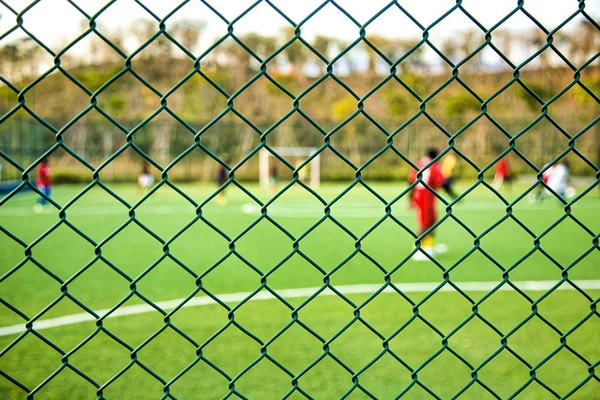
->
[0,182,599,399]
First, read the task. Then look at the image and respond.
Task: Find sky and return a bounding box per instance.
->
[0,0,598,70]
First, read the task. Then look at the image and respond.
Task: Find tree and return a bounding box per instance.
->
[494,29,513,66]
[171,19,206,54]
[77,20,124,66]
[332,95,361,164]
[261,36,278,58]
[399,39,425,72]
[443,91,483,155]
[443,91,480,127]
[529,27,549,71]
[0,44,21,81]
[517,82,553,112]
[312,35,331,74]
[103,28,126,64]
[257,35,278,72]
[441,38,458,72]
[579,20,598,64]
[382,85,412,119]
[234,33,279,76]
[365,35,390,76]
[334,39,360,75]
[222,37,252,89]
[22,42,41,78]
[458,30,478,71]
[238,32,263,71]
[0,37,36,82]
[279,26,307,75]
[131,19,171,59]
[371,37,423,74]
[240,33,277,62]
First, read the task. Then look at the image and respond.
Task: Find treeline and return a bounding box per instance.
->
[1,17,598,120]
[2,17,598,78]
[0,19,598,182]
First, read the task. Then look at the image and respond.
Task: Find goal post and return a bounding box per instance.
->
[259,147,321,188]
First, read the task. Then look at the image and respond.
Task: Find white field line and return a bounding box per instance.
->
[1,280,599,337]
[240,202,600,218]
[0,205,199,217]
[3,201,597,218]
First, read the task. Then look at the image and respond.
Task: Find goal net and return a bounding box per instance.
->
[259,147,321,188]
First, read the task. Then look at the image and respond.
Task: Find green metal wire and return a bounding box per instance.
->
[0,0,599,399]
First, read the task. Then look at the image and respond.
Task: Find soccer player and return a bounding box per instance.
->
[408,148,446,260]
[531,163,554,203]
[269,164,278,194]
[533,161,574,203]
[545,160,570,200]
[493,156,512,191]
[296,158,307,182]
[33,158,51,213]
[441,152,458,198]
[137,163,154,193]
[215,161,228,206]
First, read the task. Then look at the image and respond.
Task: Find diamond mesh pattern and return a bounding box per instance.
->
[0,0,599,399]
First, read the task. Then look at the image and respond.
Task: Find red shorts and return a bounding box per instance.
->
[415,200,436,230]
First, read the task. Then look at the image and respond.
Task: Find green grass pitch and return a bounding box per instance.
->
[0,182,599,399]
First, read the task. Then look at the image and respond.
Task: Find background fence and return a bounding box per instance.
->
[1,113,598,183]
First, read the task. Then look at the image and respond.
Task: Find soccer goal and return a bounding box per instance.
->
[259,147,321,188]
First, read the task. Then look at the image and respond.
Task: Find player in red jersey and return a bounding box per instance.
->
[542,165,553,183]
[408,148,446,260]
[493,156,512,191]
[531,163,554,203]
[34,158,52,213]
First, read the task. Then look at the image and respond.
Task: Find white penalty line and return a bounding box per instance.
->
[240,203,600,218]
[1,280,599,338]
[2,201,599,218]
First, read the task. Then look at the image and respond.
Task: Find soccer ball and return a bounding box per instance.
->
[565,186,576,199]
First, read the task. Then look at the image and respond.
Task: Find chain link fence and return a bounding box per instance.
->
[0,0,599,398]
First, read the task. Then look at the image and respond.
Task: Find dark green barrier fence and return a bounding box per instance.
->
[0,0,598,398]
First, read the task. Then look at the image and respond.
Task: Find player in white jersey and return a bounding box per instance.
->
[138,163,155,193]
[546,161,569,198]
[535,160,574,202]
